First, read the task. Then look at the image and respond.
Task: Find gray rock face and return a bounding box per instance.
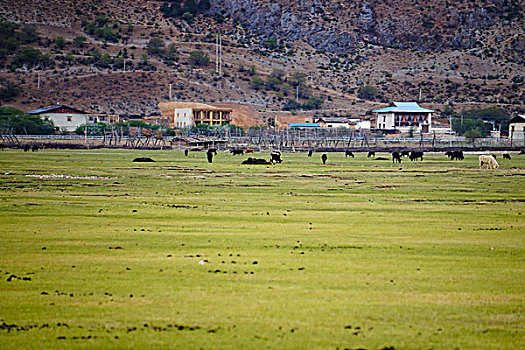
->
[212,0,521,53]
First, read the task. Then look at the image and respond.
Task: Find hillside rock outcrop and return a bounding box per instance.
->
[212,0,522,52]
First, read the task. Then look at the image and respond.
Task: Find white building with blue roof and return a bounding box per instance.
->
[373,102,434,133]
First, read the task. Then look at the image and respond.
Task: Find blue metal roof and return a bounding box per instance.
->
[27,104,87,115]
[288,123,321,128]
[373,102,434,113]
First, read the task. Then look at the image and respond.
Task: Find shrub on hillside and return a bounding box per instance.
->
[357,85,381,100]
[11,46,52,69]
[0,79,22,102]
[189,50,209,66]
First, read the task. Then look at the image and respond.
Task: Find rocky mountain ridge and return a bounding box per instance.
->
[210,0,522,55]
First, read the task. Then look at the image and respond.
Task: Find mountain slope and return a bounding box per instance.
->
[0,0,523,122]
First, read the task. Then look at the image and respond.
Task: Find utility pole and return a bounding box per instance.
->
[216,34,219,73]
[84,115,88,144]
[219,33,222,76]
[169,83,172,100]
[419,88,422,101]
[37,74,40,90]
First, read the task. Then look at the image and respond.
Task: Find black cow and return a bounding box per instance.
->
[184,149,189,156]
[345,151,354,158]
[23,144,30,152]
[409,151,424,161]
[0,144,4,151]
[503,153,511,160]
[367,151,375,158]
[270,151,282,164]
[206,150,214,163]
[321,154,328,164]
[242,158,270,165]
[401,150,410,157]
[231,149,244,156]
[308,150,313,157]
[450,150,464,160]
[207,148,218,155]
[132,157,155,162]
[445,150,463,160]
[392,152,402,164]
[31,145,39,152]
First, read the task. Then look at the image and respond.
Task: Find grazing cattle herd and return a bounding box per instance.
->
[226,148,514,167]
[1,145,522,170]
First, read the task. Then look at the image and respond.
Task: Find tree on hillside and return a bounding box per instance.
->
[146,37,166,56]
[303,96,324,110]
[0,20,20,59]
[0,20,19,38]
[96,15,108,27]
[197,0,211,13]
[55,37,66,50]
[163,43,177,65]
[183,0,198,14]
[161,2,183,18]
[21,24,39,43]
[282,99,302,111]
[189,50,209,66]
[73,36,86,48]
[265,69,285,91]
[288,72,307,87]
[357,85,381,100]
[287,71,310,98]
[250,76,264,90]
[263,37,278,50]
[12,46,51,69]
[0,79,22,102]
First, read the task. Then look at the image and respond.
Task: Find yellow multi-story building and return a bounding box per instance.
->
[158,102,232,129]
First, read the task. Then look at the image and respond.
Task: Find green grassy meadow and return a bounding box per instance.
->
[0,149,523,349]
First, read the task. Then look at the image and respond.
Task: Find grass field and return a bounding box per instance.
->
[0,149,524,349]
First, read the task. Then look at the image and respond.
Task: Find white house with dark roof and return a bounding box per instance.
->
[509,115,525,140]
[373,102,434,133]
[27,103,89,132]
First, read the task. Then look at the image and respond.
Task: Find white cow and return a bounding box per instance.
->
[479,155,499,169]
